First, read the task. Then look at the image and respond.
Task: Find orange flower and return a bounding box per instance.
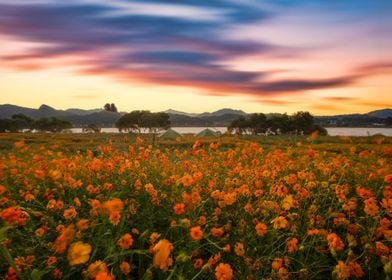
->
[89,199,101,209]
[67,241,92,266]
[234,242,245,256]
[271,258,283,270]
[381,198,392,216]
[327,233,345,251]
[383,230,392,241]
[356,187,373,199]
[385,174,392,184]
[215,263,233,280]
[190,226,203,240]
[307,229,319,236]
[0,185,6,195]
[198,215,207,225]
[179,174,194,187]
[208,252,221,267]
[376,241,389,256]
[223,192,236,206]
[63,207,77,220]
[0,206,27,226]
[150,232,161,243]
[193,258,203,270]
[53,224,75,254]
[102,198,123,213]
[334,261,350,280]
[255,223,267,237]
[34,169,45,179]
[76,219,89,231]
[47,256,57,266]
[287,238,298,253]
[173,203,185,215]
[53,268,63,279]
[152,239,174,271]
[74,197,82,207]
[272,216,289,230]
[120,261,131,275]
[117,233,134,250]
[364,197,379,216]
[95,271,114,280]
[348,261,364,278]
[109,210,121,226]
[85,261,108,278]
[211,227,224,237]
[90,158,102,172]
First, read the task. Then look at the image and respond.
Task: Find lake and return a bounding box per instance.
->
[70,127,392,136]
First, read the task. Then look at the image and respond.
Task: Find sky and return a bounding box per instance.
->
[0,0,391,115]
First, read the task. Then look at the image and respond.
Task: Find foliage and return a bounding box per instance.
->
[0,115,72,133]
[104,103,118,113]
[115,111,170,133]
[229,111,327,135]
[34,117,72,132]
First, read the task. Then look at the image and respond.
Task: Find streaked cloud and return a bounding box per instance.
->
[0,0,391,114]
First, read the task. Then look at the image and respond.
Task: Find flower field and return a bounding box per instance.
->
[0,134,392,279]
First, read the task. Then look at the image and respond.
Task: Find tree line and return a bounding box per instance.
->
[228,111,327,135]
[0,114,72,132]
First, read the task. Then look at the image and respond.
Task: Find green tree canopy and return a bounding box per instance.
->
[115,111,170,133]
[229,111,327,135]
[34,117,72,132]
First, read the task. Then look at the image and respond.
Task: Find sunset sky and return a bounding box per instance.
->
[0,0,391,115]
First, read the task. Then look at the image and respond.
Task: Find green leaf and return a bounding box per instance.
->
[0,226,11,242]
[0,243,20,278]
[31,269,43,280]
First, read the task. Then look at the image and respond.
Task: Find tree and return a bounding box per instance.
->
[228,111,324,135]
[115,111,170,133]
[104,103,118,113]
[0,114,35,132]
[12,114,35,132]
[290,111,314,134]
[34,117,72,132]
[110,103,118,113]
[248,113,267,135]
[0,118,16,132]
[228,116,248,135]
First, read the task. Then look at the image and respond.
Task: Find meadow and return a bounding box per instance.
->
[0,133,391,279]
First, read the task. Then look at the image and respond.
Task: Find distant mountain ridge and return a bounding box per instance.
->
[367,109,392,119]
[0,104,391,127]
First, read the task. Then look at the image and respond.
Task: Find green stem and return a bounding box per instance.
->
[0,243,21,279]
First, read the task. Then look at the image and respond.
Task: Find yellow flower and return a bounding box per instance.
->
[281,195,294,210]
[67,241,92,266]
[152,239,174,271]
[334,261,350,280]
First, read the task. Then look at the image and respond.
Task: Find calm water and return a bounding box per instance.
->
[70,127,392,136]
[325,127,392,137]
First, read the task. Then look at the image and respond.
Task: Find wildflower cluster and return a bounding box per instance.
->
[0,136,391,279]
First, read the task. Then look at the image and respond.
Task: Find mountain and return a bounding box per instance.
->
[65,108,102,116]
[165,108,248,126]
[164,109,199,117]
[0,104,123,127]
[199,108,247,118]
[0,104,37,118]
[367,109,392,119]
[0,104,391,127]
